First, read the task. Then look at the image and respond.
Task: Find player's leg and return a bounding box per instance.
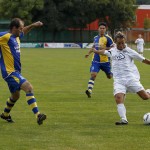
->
[0,74,21,123]
[85,62,100,98]
[138,47,143,56]
[114,81,128,125]
[21,80,46,125]
[101,62,113,79]
[127,80,150,100]
[115,93,128,125]
[137,90,150,100]
[140,47,144,56]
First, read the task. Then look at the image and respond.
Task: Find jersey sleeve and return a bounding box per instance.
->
[106,36,114,47]
[19,32,24,39]
[104,50,111,57]
[0,34,10,45]
[129,48,145,62]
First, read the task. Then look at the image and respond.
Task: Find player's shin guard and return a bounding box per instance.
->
[87,78,95,93]
[117,104,127,121]
[26,93,40,118]
[3,98,17,117]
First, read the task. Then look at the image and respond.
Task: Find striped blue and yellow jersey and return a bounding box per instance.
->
[92,34,114,63]
[0,31,24,78]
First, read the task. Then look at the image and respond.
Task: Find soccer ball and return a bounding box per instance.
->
[143,113,150,125]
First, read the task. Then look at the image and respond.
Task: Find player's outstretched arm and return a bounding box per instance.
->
[23,21,43,34]
[92,48,105,55]
[142,59,150,65]
[85,48,93,58]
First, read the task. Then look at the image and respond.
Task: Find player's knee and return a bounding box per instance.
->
[91,74,97,79]
[11,95,20,101]
[115,95,123,102]
[26,87,33,93]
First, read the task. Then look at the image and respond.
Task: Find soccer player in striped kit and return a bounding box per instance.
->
[85,22,114,98]
[0,18,46,125]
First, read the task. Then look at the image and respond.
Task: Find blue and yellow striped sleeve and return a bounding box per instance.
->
[106,35,114,47]
[0,33,10,45]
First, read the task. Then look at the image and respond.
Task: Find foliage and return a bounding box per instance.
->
[0,0,138,37]
[144,18,150,29]
[32,0,110,31]
[0,0,44,23]
[96,0,137,35]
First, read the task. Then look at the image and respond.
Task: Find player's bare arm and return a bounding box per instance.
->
[92,48,106,55]
[23,21,43,34]
[85,44,95,58]
[142,59,150,65]
[85,48,93,58]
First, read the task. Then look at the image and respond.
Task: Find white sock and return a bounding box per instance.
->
[117,104,127,121]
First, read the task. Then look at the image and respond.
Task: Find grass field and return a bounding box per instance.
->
[0,48,150,150]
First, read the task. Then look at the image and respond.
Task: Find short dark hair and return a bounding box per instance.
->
[99,22,107,27]
[9,18,23,30]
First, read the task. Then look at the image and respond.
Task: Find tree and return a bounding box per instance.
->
[32,0,110,41]
[0,0,138,41]
[0,0,44,23]
[96,0,137,36]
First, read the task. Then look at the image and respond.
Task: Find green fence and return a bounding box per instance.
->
[0,27,98,43]
[21,29,98,43]
[0,25,104,43]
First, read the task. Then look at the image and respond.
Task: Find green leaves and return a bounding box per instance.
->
[0,0,44,23]
[0,0,138,34]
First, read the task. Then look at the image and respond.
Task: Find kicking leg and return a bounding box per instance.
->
[21,81,46,125]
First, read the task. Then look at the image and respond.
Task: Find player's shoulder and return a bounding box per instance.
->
[104,34,113,39]
[94,35,99,39]
[124,46,136,54]
[0,31,11,38]
[104,34,114,42]
[109,46,116,52]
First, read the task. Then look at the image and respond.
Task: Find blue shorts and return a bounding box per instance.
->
[90,61,112,75]
[4,72,26,93]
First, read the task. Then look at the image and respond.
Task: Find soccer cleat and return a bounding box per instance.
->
[85,90,91,98]
[0,113,14,123]
[37,113,47,125]
[115,119,128,125]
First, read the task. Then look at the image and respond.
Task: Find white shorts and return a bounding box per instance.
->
[137,46,144,53]
[113,79,144,95]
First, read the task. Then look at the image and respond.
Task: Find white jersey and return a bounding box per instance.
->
[135,38,144,52]
[104,46,145,80]
[135,38,144,47]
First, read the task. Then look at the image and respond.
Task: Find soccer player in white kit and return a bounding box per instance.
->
[135,34,145,55]
[89,32,150,125]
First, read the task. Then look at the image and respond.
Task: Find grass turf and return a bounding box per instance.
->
[0,48,150,150]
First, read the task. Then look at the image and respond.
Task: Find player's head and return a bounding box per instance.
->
[98,22,107,36]
[9,18,24,37]
[114,31,126,50]
[138,34,142,38]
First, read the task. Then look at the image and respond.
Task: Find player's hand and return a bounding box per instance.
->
[85,54,89,58]
[33,21,43,27]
